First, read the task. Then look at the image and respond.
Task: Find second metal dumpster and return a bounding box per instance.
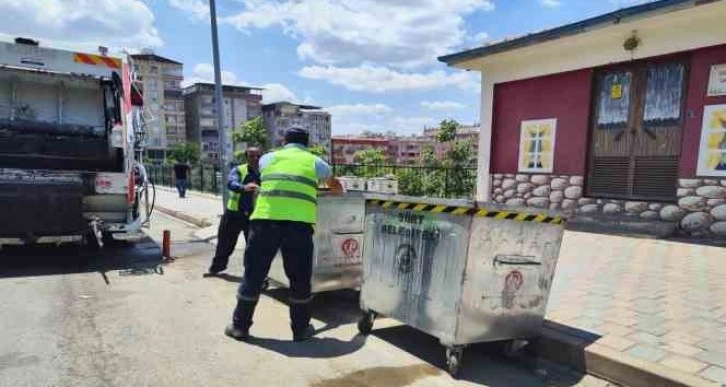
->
[357,194,567,377]
[267,192,367,293]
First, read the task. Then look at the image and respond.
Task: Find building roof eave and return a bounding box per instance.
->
[438,0,711,68]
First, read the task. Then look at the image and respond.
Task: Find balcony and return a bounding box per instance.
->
[164,89,183,99]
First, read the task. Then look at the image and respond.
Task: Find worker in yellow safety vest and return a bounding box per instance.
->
[206,147,261,276]
[225,127,343,342]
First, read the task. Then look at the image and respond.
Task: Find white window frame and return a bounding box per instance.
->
[517,118,557,174]
[697,104,726,177]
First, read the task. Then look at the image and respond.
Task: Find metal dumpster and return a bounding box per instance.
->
[267,192,367,293]
[357,194,567,377]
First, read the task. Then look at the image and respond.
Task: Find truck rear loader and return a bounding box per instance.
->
[0,38,152,247]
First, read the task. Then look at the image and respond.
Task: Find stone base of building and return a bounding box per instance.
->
[491,174,726,236]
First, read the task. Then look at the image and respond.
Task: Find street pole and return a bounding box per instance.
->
[209,0,229,208]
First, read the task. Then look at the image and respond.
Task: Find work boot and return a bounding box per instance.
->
[203,265,226,277]
[292,324,316,342]
[232,298,257,333]
[224,324,250,341]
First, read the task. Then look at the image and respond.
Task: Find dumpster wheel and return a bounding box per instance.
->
[445,346,464,378]
[357,311,375,335]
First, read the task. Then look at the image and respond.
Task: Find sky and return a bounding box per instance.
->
[0,0,652,136]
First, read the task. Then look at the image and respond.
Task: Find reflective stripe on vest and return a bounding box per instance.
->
[226,164,248,212]
[257,189,317,204]
[250,147,319,224]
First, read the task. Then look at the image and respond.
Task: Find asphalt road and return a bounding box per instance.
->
[0,213,612,387]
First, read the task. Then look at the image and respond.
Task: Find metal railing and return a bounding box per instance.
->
[146,164,223,195]
[147,163,478,199]
[333,164,477,199]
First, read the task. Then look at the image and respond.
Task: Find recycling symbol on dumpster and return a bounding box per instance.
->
[341,238,359,258]
[501,270,525,309]
[395,244,417,274]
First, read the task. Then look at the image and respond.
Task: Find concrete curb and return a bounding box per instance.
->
[534,321,720,387]
[155,204,213,228]
[156,185,221,200]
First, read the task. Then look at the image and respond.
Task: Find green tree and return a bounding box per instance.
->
[309,144,328,159]
[352,148,387,178]
[443,140,474,168]
[232,117,268,160]
[166,142,200,165]
[396,169,424,197]
[430,119,476,198]
[435,118,459,143]
[353,148,387,165]
[421,145,440,167]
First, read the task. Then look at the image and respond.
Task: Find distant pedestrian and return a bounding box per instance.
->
[225,127,343,342]
[173,161,190,198]
[206,147,262,276]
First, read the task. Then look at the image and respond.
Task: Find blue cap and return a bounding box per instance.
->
[284,127,309,145]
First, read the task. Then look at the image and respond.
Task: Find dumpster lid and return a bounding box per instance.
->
[476,201,568,220]
[318,190,366,198]
[364,193,476,209]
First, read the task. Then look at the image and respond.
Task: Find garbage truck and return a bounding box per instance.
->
[0,38,152,248]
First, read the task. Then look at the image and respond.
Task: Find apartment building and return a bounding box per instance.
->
[131,50,184,160]
[262,102,332,156]
[422,124,480,162]
[332,124,480,165]
[331,138,396,164]
[184,83,263,163]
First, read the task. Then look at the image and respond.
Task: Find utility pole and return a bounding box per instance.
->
[209,0,229,208]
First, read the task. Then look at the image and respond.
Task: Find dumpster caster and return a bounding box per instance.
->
[445,346,464,378]
[357,311,375,335]
[503,339,529,358]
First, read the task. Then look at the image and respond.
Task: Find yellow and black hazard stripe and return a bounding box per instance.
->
[366,199,565,224]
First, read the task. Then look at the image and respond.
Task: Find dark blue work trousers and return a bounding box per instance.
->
[233,219,314,335]
[209,210,250,273]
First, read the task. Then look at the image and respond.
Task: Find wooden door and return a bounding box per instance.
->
[587,61,686,202]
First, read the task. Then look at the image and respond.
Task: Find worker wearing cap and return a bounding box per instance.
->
[205,147,261,276]
[225,127,343,342]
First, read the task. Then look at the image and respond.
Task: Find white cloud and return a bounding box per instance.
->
[168,0,209,21]
[260,83,297,103]
[332,116,437,136]
[299,65,480,93]
[333,121,385,135]
[222,0,495,69]
[391,116,439,134]
[468,31,490,45]
[182,63,299,104]
[182,63,244,87]
[0,0,162,52]
[609,0,656,5]
[421,101,467,111]
[540,0,562,7]
[328,104,392,117]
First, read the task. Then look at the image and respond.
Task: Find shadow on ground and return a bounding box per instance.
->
[263,287,362,336]
[0,238,163,280]
[247,333,368,359]
[371,322,595,387]
[258,287,594,386]
[528,320,603,380]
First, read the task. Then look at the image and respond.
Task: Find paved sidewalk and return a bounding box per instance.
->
[155,188,726,385]
[547,233,726,385]
[153,186,223,227]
